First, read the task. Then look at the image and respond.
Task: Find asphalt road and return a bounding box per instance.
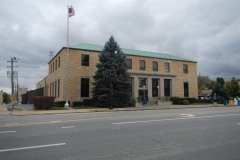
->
[0,106,240,160]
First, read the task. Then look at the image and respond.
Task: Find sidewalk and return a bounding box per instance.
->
[0,103,226,116]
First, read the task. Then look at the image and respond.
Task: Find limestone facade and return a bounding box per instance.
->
[37,46,198,102]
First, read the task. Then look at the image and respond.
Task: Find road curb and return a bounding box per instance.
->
[5,104,229,116]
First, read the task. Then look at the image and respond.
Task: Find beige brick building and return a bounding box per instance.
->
[37,44,198,103]
[17,87,28,103]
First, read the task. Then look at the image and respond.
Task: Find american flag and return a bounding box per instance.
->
[68,6,75,17]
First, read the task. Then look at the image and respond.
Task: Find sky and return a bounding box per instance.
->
[0,0,240,94]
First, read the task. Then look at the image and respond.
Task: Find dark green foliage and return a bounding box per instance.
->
[211,77,229,100]
[72,99,95,107]
[197,99,213,103]
[34,96,55,110]
[93,36,132,108]
[3,92,11,104]
[129,98,136,107]
[72,101,85,107]
[225,77,240,98]
[183,99,189,105]
[198,75,216,94]
[54,101,70,107]
[216,77,225,87]
[170,97,198,105]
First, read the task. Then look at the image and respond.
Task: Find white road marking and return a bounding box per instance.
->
[50,120,61,123]
[180,114,195,117]
[0,143,66,153]
[0,131,17,134]
[112,113,240,125]
[237,123,240,125]
[61,126,74,129]
[6,123,19,125]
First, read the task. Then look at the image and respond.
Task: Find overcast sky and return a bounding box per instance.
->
[1,0,240,94]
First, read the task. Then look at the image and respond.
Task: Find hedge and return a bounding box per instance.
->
[54,101,70,107]
[34,96,55,110]
[170,97,214,105]
[72,99,95,107]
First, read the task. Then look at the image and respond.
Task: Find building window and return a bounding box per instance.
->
[164,79,171,97]
[126,59,132,70]
[81,54,89,66]
[81,78,89,97]
[58,57,60,68]
[55,80,57,97]
[183,64,188,73]
[58,79,60,98]
[50,65,52,74]
[140,60,145,70]
[53,62,54,72]
[152,61,158,71]
[52,82,54,96]
[139,78,147,88]
[50,83,52,96]
[130,77,134,97]
[152,78,159,97]
[184,82,189,97]
[55,60,57,70]
[165,62,170,72]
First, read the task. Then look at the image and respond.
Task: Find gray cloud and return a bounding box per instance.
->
[1,0,240,94]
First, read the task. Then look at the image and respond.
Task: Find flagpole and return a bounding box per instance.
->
[64,6,69,108]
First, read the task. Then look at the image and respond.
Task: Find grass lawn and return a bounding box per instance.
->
[51,107,69,110]
[72,106,101,109]
[191,103,214,105]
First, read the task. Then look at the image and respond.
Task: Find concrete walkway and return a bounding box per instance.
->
[0,103,227,116]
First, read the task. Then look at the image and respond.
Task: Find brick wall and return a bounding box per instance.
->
[44,48,198,102]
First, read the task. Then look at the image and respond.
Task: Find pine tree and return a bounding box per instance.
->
[93,36,132,108]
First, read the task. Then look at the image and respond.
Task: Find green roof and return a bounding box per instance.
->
[70,43,195,62]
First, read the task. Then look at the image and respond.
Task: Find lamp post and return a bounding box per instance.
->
[143,85,146,100]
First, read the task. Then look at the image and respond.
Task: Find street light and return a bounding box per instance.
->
[143,85,146,100]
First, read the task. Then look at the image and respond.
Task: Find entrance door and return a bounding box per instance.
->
[138,89,148,101]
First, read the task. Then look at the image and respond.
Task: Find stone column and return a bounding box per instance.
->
[171,78,176,97]
[147,77,152,100]
[160,77,164,97]
[133,76,139,98]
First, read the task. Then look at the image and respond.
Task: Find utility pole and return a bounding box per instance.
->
[7,57,20,110]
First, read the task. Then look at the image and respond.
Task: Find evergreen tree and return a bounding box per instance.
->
[93,36,132,108]
[211,77,229,101]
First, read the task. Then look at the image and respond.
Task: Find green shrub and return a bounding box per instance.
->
[83,99,95,106]
[54,101,70,107]
[129,98,136,107]
[170,97,197,105]
[183,99,189,105]
[72,99,95,107]
[72,101,85,107]
[196,99,212,103]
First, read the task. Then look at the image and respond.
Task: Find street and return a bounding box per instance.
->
[0,106,240,160]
